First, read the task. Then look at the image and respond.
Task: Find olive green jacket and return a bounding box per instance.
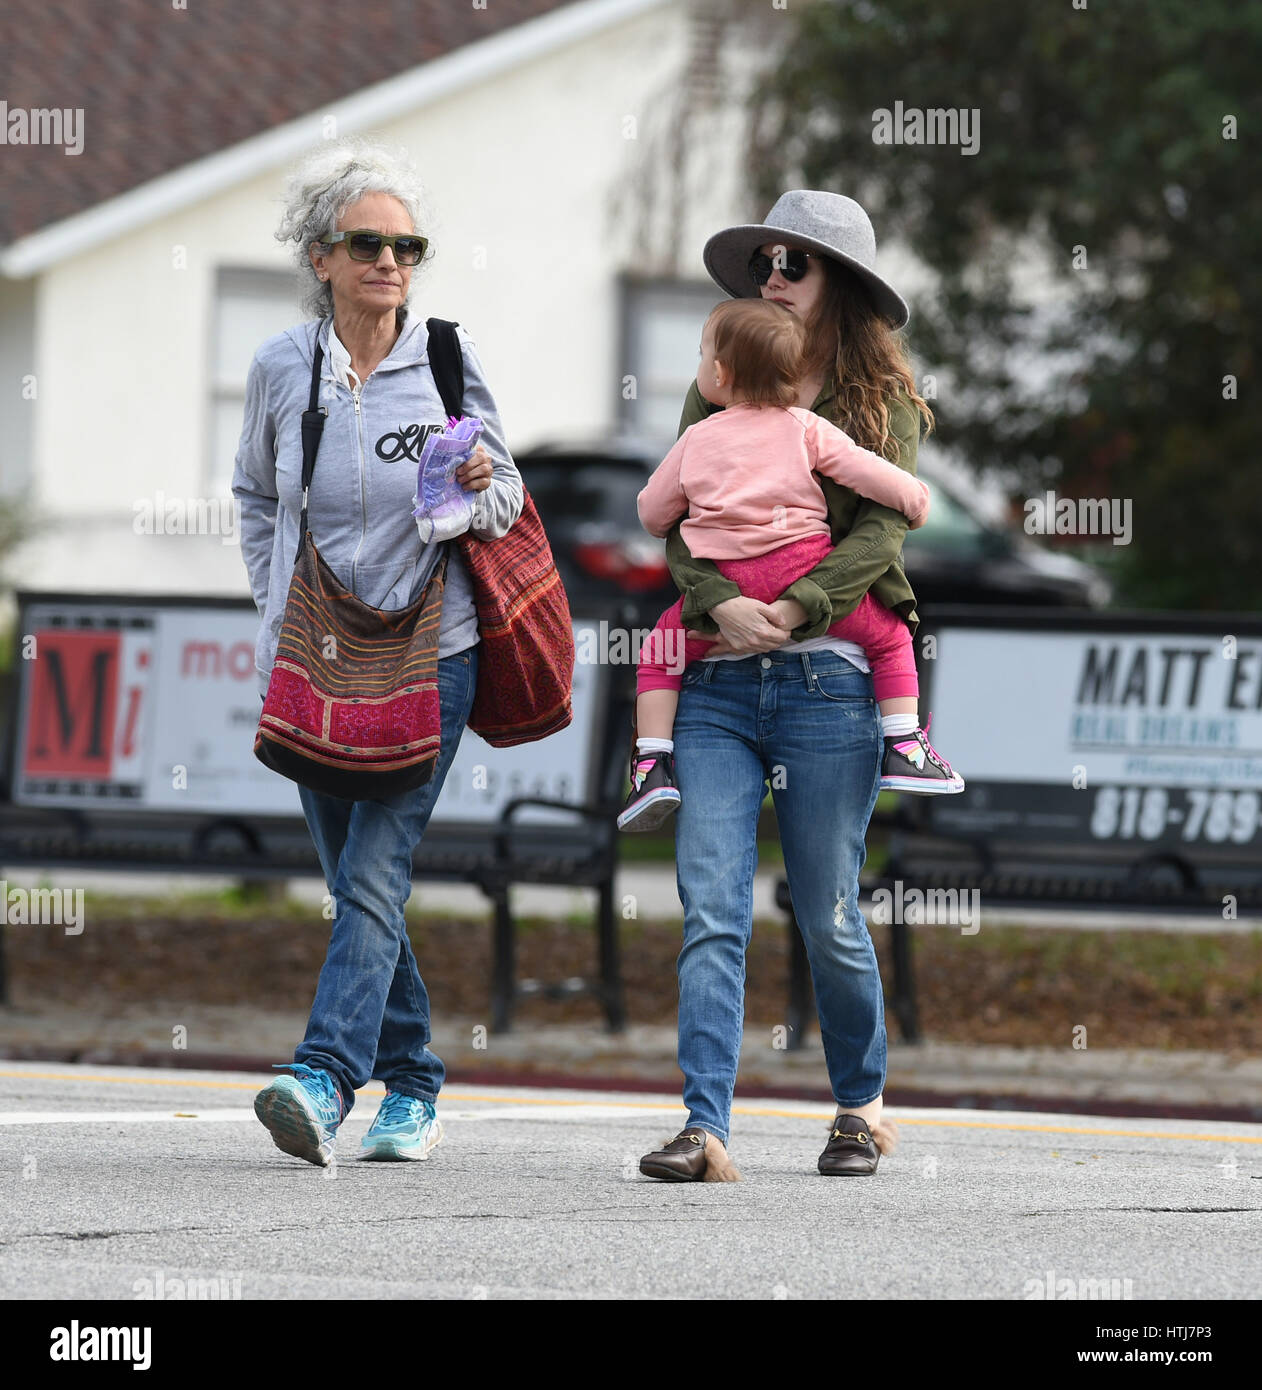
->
[664,380,922,639]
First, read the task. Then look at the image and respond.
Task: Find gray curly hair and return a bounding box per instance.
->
[275,136,433,318]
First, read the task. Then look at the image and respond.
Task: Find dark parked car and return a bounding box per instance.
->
[901,467,1113,613]
[516,438,1111,625]
[516,441,678,626]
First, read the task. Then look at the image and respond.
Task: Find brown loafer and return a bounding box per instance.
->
[818,1113,879,1176]
[639,1127,710,1181]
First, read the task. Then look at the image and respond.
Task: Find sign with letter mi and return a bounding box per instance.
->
[11,595,598,824]
[919,610,1262,855]
[14,600,297,813]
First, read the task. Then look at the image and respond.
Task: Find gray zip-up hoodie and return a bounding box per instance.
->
[231,311,524,698]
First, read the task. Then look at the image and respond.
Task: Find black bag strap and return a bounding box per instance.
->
[298,328,327,540]
[425,317,465,418]
[296,317,461,553]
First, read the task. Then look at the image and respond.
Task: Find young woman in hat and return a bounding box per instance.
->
[638,191,935,1182]
[620,295,963,833]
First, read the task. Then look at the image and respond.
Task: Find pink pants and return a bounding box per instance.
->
[637,532,918,703]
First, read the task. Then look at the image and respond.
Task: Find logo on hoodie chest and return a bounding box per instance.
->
[375,423,442,463]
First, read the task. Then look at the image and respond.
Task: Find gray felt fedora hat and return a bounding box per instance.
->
[702,190,910,329]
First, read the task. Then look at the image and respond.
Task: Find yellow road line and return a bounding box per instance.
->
[743,1110,1262,1144]
[1,1068,304,1092]
[2,1068,1257,1143]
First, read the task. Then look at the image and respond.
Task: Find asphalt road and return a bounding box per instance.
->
[2,1061,1260,1301]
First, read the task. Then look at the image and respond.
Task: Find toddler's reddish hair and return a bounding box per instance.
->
[707,298,805,408]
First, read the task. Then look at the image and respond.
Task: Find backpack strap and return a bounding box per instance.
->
[425,317,465,418]
[298,328,328,545]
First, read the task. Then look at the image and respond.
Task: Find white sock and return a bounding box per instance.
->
[881,713,918,740]
[636,737,674,755]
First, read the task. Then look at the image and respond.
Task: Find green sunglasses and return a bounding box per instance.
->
[318,228,429,266]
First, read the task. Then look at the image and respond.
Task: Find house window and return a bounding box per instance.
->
[619,277,722,446]
[210,267,300,494]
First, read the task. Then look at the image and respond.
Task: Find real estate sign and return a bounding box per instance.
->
[921,610,1262,858]
[10,594,602,826]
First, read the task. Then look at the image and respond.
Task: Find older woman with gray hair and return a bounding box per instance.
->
[233,138,523,1167]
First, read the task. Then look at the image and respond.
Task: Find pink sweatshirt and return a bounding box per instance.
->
[637,403,929,560]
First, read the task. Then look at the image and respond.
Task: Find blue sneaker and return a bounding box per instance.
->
[359,1091,444,1162]
[254,1063,344,1167]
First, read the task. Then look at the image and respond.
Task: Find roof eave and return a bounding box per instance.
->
[0,0,666,279]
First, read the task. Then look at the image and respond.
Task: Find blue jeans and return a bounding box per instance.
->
[672,650,886,1144]
[294,646,478,1113]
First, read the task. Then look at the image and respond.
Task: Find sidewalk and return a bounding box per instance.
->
[3,999,1259,1121]
[2,863,1257,931]
[3,866,1257,1122]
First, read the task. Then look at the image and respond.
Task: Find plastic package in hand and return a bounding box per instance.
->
[412,415,484,543]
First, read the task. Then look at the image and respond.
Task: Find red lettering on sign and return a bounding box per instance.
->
[24,630,120,778]
[181,640,256,680]
[120,683,143,758]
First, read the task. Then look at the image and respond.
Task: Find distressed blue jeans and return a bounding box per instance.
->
[294,646,477,1114]
[672,650,886,1144]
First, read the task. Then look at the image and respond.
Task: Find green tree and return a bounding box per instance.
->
[751,0,1260,609]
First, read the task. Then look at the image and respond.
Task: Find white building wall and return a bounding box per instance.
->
[0,275,37,500]
[12,0,761,597]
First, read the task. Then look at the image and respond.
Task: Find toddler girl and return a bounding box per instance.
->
[619,298,964,831]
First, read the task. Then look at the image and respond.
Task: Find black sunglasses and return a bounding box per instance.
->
[320,229,429,266]
[748,248,817,285]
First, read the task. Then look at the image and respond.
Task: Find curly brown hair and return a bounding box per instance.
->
[802,258,935,460]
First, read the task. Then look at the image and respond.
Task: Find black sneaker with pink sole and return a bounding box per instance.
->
[617,751,681,831]
[879,724,965,795]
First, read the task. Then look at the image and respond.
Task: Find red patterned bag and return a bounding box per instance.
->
[428,319,574,747]
[455,492,574,746]
[254,337,447,800]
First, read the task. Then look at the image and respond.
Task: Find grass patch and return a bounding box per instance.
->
[6,893,1260,1050]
